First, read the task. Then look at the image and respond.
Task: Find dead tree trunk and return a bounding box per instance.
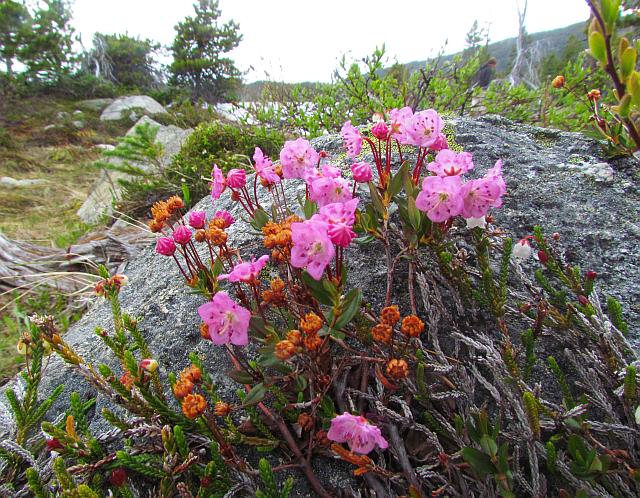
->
[0,223,154,293]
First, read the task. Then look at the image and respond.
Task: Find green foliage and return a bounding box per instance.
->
[170,0,242,102]
[0,0,30,80]
[117,119,283,216]
[84,33,160,91]
[18,0,77,83]
[606,296,628,334]
[256,458,293,498]
[624,365,637,404]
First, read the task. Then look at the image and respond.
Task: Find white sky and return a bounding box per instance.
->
[72,0,591,83]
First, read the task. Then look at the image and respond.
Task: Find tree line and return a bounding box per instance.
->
[0,0,242,102]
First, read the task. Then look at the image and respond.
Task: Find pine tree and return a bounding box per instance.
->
[19,0,77,83]
[170,0,242,102]
[0,0,30,79]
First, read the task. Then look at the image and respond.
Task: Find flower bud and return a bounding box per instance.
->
[351,161,373,183]
[188,210,207,229]
[371,120,389,140]
[519,302,532,313]
[386,358,409,379]
[587,89,601,101]
[552,75,565,89]
[430,133,449,151]
[214,401,231,416]
[110,467,127,487]
[538,250,549,265]
[578,295,590,306]
[140,358,158,373]
[319,151,328,158]
[586,270,597,280]
[226,168,247,188]
[155,237,176,256]
[552,232,560,241]
[214,210,234,228]
[172,225,193,245]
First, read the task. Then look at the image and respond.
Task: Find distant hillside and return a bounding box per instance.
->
[404,21,588,75]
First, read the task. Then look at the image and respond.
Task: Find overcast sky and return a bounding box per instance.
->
[72,0,591,83]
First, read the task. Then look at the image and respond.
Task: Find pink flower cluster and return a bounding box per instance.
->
[327,412,388,454]
[389,107,448,150]
[211,164,247,202]
[290,199,359,280]
[218,254,269,283]
[415,157,506,223]
[198,291,250,346]
[253,147,280,185]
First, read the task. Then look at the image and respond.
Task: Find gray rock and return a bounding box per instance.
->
[56,111,68,120]
[43,124,58,131]
[100,95,167,121]
[78,98,115,112]
[72,120,84,129]
[76,116,193,224]
[0,176,47,187]
[3,115,638,495]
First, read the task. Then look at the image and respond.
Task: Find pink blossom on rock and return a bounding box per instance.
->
[321,163,342,178]
[188,210,207,229]
[226,168,246,189]
[279,138,319,179]
[371,120,389,140]
[172,225,193,245]
[211,164,226,201]
[430,133,449,151]
[427,149,474,177]
[308,175,353,208]
[415,175,463,223]
[214,210,234,228]
[290,220,335,280]
[327,412,388,454]
[198,291,250,346]
[341,121,363,158]
[218,255,269,283]
[253,147,280,184]
[460,176,504,219]
[389,106,413,141]
[486,160,506,205]
[155,237,176,256]
[312,198,359,247]
[351,161,373,183]
[403,109,444,148]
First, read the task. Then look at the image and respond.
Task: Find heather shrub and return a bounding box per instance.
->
[2,106,638,497]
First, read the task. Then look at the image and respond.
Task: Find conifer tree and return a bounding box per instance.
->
[170,0,242,102]
[0,0,30,79]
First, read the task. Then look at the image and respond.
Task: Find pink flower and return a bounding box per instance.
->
[214,210,234,228]
[415,175,463,223]
[188,210,207,229]
[312,199,359,247]
[512,238,532,261]
[290,220,335,280]
[172,225,192,245]
[371,120,389,140]
[327,412,388,454]
[341,121,363,158]
[427,149,474,177]
[218,255,269,283]
[403,109,444,148]
[460,177,504,219]
[308,176,352,208]
[389,107,413,141]
[321,163,342,178]
[226,168,246,189]
[253,147,280,184]
[486,160,507,204]
[351,161,373,183]
[430,133,449,151]
[198,292,250,346]
[211,164,226,201]
[155,237,176,256]
[279,138,319,179]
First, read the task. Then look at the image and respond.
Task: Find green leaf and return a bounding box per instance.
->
[620,47,637,79]
[589,31,607,64]
[181,183,190,206]
[242,383,266,407]
[601,0,621,27]
[303,198,318,219]
[333,289,362,330]
[462,447,496,478]
[629,71,640,107]
[368,181,386,215]
[250,208,270,230]
[301,272,335,306]
[228,369,254,384]
[407,195,421,232]
[388,162,408,198]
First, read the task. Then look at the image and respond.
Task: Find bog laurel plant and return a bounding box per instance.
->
[2,105,638,497]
